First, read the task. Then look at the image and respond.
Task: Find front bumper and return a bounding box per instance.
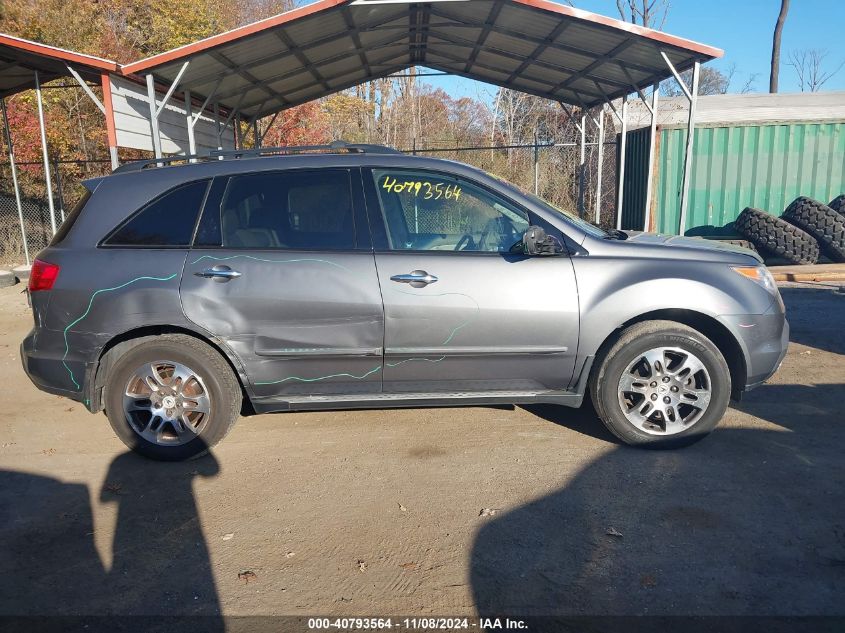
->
[720,308,789,391]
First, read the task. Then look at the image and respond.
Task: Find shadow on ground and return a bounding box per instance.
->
[472,284,845,618]
[780,286,845,355]
[473,384,845,617]
[0,447,222,630]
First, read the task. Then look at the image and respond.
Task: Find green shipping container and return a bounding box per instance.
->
[621,121,845,235]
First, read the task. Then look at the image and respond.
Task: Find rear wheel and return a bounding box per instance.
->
[590,321,731,448]
[104,334,241,461]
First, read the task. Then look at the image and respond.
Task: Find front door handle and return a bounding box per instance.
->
[194,265,242,282]
[390,270,439,287]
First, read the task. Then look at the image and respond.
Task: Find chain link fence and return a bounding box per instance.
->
[409,137,619,229]
[0,158,112,265]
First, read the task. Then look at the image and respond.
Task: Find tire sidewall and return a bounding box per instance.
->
[104,340,236,461]
[595,329,730,448]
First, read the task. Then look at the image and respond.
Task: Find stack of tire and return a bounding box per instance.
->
[0,270,15,288]
[0,264,30,287]
[735,195,845,265]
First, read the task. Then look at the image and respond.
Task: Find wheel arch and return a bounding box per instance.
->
[591,308,748,401]
[86,324,255,415]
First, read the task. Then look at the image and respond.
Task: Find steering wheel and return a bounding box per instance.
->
[454,233,476,251]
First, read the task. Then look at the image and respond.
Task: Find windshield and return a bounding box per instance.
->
[522,191,609,238]
[484,172,608,238]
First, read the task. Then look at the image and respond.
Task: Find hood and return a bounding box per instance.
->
[623,232,763,263]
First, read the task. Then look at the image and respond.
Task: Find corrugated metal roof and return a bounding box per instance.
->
[626,92,845,130]
[120,0,722,120]
[0,33,119,97]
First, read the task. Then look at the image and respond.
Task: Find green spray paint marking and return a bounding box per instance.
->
[386,356,446,368]
[62,274,178,390]
[190,255,350,271]
[255,365,382,386]
[386,287,481,367]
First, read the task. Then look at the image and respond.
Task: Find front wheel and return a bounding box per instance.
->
[104,334,241,461]
[590,321,731,448]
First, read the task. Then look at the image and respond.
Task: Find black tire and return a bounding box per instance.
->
[104,334,241,461]
[589,320,731,448]
[829,194,845,217]
[0,270,15,288]
[734,207,819,265]
[782,196,845,263]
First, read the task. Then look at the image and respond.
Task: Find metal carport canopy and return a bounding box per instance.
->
[0,33,118,97]
[0,34,122,265]
[120,0,723,121]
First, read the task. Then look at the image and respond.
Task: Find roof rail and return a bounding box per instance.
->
[111,154,207,174]
[210,141,402,159]
[112,140,401,174]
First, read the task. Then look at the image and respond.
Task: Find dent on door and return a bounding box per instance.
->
[181,251,385,399]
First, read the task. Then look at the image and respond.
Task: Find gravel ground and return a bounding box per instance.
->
[0,281,843,621]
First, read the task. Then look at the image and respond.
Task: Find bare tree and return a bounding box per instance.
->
[615,0,670,29]
[662,66,730,96]
[740,73,761,94]
[788,49,845,92]
[770,0,790,92]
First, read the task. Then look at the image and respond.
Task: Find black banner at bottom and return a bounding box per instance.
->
[1,616,844,633]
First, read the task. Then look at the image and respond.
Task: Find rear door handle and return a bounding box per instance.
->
[194,265,242,282]
[390,270,438,287]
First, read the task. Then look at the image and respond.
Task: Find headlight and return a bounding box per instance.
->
[731,265,778,295]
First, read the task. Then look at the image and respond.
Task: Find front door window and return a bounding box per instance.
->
[371,169,529,253]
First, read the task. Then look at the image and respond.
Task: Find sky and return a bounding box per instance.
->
[383,0,845,100]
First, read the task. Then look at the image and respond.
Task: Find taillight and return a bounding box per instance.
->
[28,259,60,292]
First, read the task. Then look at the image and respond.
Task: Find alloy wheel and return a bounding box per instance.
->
[123,360,212,445]
[617,346,712,435]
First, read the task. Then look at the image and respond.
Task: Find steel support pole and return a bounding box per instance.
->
[643,84,659,232]
[100,72,119,170]
[616,96,629,230]
[213,102,222,151]
[534,133,540,195]
[146,74,163,160]
[678,61,700,236]
[594,108,605,225]
[253,119,260,149]
[54,158,65,222]
[34,71,57,235]
[578,113,586,219]
[184,89,197,158]
[1,97,30,265]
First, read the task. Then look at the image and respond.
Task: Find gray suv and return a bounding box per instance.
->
[21,144,788,460]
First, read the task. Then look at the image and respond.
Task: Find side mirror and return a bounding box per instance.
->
[521,225,559,256]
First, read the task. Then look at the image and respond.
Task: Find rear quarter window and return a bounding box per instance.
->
[49,190,91,246]
[103,180,210,247]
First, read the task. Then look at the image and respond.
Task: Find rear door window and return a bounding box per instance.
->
[200,170,355,251]
[103,180,210,247]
